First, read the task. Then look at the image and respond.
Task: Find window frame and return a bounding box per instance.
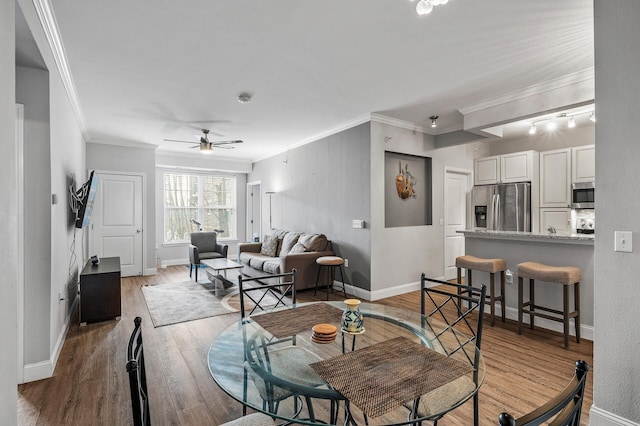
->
[162,170,237,245]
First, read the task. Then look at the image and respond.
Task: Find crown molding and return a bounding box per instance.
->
[87,137,158,150]
[370,113,430,134]
[458,68,595,115]
[32,0,89,141]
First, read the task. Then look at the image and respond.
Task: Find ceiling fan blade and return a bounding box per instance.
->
[212,145,235,150]
[211,140,243,145]
[164,138,198,144]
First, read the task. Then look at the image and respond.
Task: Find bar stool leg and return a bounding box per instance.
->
[489,272,496,326]
[575,282,581,343]
[314,264,322,296]
[337,265,347,298]
[529,278,535,330]
[325,264,333,301]
[500,270,506,322]
[563,285,570,349]
[517,276,523,335]
[467,269,473,310]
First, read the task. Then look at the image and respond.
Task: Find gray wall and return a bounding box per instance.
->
[370,121,482,297]
[0,0,18,420]
[87,143,157,274]
[16,66,51,363]
[249,123,372,290]
[593,1,640,423]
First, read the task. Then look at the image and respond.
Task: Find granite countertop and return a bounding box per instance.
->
[457,229,595,244]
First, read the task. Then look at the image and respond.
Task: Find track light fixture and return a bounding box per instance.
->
[429,115,438,128]
[527,108,595,135]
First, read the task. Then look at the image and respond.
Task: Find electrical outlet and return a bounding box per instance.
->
[344,259,349,268]
[614,231,633,252]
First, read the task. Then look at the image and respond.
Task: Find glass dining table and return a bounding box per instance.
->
[208,301,484,425]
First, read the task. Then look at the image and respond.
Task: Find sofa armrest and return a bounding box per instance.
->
[282,250,334,271]
[189,244,200,264]
[238,242,262,254]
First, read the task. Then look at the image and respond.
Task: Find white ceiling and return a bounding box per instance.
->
[41,0,594,162]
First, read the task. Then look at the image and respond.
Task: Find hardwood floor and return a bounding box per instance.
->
[17,266,593,425]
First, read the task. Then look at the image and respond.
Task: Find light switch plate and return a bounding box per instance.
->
[352,219,365,229]
[614,231,633,252]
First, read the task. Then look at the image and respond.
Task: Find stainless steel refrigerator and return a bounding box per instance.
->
[471,182,531,231]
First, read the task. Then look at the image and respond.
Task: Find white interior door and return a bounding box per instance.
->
[444,169,470,280]
[90,172,143,277]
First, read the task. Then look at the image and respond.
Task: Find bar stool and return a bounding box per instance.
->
[314,256,347,300]
[456,255,507,326]
[517,262,581,349]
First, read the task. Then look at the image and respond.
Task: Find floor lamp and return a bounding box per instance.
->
[265,191,276,230]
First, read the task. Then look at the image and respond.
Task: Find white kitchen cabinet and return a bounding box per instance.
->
[474,151,537,185]
[572,145,595,183]
[474,155,500,185]
[540,208,572,234]
[540,148,571,208]
[501,150,537,183]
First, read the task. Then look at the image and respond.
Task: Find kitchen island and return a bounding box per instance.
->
[458,229,594,340]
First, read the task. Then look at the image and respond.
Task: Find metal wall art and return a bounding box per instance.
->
[395,161,417,199]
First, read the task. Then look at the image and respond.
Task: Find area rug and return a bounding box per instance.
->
[141,279,290,327]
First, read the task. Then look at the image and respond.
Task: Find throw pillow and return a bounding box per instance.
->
[279,232,301,256]
[298,233,328,252]
[260,235,279,257]
[289,242,307,254]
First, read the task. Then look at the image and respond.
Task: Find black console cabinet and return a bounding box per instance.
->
[80,256,121,325]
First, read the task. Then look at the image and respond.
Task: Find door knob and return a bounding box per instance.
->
[136,229,141,233]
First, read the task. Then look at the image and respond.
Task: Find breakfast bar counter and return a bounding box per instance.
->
[457,229,594,339]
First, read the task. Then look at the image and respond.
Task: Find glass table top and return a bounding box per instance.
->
[208,301,484,425]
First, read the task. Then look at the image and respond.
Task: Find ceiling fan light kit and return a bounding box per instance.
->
[412,0,449,16]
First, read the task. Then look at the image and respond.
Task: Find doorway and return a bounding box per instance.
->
[443,168,471,280]
[89,172,144,277]
[246,181,262,242]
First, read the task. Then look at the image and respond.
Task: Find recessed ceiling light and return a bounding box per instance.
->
[238,93,252,104]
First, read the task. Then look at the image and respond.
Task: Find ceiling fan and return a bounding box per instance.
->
[164,129,243,154]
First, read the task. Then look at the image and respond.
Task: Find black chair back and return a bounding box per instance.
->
[418,274,486,426]
[498,360,590,426]
[238,269,297,319]
[127,317,150,426]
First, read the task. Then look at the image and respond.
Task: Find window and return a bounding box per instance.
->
[163,172,236,243]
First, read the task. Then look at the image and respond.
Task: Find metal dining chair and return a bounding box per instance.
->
[405,274,486,426]
[498,360,590,426]
[239,270,329,422]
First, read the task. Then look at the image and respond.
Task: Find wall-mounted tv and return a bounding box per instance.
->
[75,171,99,228]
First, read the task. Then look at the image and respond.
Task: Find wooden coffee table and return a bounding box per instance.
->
[201,258,243,294]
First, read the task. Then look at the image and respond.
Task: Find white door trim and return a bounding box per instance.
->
[443,167,472,280]
[89,170,146,275]
[246,180,262,241]
[16,104,25,384]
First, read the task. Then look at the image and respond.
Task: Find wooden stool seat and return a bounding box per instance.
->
[456,255,506,274]
[517,262,581,349]
[314,256,347,300]
[316,256,345,266]
[517,262,581,284]
[456,255,506,326]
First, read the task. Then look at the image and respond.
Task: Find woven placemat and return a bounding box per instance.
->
[251,303,343,338]
[310,336,474,418]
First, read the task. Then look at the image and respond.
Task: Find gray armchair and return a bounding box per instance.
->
[189,231,228,282]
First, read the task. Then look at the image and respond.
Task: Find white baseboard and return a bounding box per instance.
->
[144,267,157,275]
[334,280,594,340]
[590,405,639,426]
[23,297,78,383]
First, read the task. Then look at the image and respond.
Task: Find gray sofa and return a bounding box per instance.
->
[237,229,334,290]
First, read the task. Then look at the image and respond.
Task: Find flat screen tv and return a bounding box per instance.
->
[75,171,99,229]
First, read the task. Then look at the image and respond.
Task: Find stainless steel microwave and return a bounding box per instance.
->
[572,182,595,209]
